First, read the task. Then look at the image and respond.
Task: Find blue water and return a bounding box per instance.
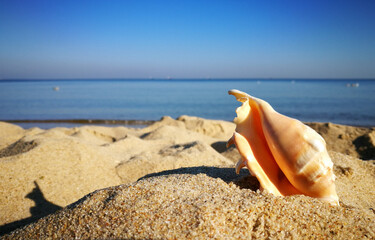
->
[0,79,374,128]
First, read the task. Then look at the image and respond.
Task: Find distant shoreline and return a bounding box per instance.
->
[1,119,156,129]
[0,78,375,82]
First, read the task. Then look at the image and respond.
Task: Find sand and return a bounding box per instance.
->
[307,122,375,160]
[0,116,374,239]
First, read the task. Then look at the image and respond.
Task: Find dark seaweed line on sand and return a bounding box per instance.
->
[1,119,156,126]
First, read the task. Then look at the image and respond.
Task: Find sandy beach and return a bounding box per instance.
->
[0,116,374,239]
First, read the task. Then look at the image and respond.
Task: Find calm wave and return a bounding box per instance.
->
[0,79,374,128]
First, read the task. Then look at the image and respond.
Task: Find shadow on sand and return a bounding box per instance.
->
[138,166,260,191]
[0,181,62,236]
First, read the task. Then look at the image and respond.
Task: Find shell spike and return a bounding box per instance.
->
[235,158,247,174]
[227,135,235,148]
[228,89,273,112]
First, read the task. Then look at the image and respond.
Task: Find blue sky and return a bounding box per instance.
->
[0,0,374,79]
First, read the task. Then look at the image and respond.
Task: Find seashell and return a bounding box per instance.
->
[227,89,339,205]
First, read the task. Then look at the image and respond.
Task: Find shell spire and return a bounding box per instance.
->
[227,89,339,205]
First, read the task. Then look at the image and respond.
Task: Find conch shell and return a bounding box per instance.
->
[227,89,339,205]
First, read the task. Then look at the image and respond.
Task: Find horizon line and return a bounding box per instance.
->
[1,77,374,81]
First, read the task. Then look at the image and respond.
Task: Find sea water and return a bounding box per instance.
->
[0,79,374,128]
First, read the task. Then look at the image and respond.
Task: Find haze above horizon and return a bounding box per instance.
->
[1,0,374,79]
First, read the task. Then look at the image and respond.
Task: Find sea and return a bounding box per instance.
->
[0,79,374,129]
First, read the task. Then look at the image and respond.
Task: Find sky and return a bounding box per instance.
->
[0,0,374,79]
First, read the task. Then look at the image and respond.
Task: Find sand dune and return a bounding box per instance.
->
[0,116,374,238]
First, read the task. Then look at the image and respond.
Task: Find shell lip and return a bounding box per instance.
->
[228,89,248,100]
